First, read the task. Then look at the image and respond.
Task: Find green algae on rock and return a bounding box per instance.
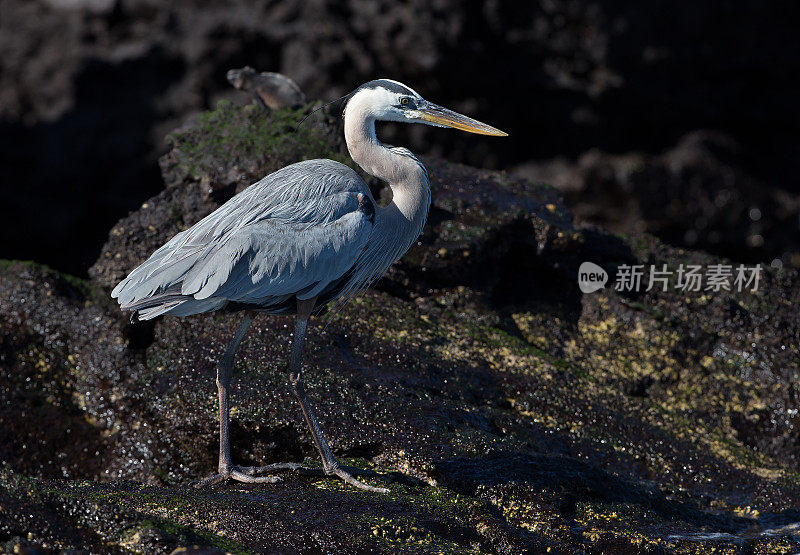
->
[3,101,800,553]
[163,100,350,195]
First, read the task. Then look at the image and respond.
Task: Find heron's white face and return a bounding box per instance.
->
[349,81,424,123]
[346,79,507,136]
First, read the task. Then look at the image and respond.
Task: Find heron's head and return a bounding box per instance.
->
[344,79,507,137]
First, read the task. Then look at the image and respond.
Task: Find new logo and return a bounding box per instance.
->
[578,262,608,294]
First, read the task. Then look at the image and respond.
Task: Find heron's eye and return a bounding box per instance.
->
[400,97,411,106]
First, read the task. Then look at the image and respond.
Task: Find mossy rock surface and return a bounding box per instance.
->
[2,102,800,553]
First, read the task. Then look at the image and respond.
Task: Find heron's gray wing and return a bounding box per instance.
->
[181,208,372,303]
[112,159,374,308]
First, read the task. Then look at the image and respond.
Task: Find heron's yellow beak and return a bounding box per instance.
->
[416,102,508,136]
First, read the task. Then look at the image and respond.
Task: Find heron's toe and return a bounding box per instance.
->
[331,467,388,493]
[236,462,324,476]
[229,470,282,484]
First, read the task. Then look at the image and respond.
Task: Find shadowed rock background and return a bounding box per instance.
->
[1,0,799,274]
[2,1,800,553]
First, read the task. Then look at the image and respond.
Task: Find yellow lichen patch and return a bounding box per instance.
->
[511,311,565,349]
[480,287,800,499]
[567,311,682,390]
[365,516,478,553]
[340,292,556,378]
[486,489,561,534]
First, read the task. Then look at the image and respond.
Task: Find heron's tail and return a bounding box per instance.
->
[120,289,227,321]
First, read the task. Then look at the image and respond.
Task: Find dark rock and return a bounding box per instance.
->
[514,131,800,268]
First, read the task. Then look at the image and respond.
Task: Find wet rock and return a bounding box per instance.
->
[2,101,800,551]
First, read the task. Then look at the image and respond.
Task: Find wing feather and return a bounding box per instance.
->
[186,210,372,302]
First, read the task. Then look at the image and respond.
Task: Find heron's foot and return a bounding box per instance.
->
[236,462,324,476]
[246,460,388,492]
[194,461,388,492]
[193,465,283,488]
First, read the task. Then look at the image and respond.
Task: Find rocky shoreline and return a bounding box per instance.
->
[1,101,799,553]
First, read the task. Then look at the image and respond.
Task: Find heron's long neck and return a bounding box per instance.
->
[344,108,431,260]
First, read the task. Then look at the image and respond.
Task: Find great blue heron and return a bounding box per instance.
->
[112,79,507,492]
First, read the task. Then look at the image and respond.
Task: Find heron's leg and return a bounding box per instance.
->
[195,314,281,487]
[216,313,252,474]
[287,299,388,493]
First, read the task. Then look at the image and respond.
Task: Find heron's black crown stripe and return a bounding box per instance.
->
[353,79,418,97]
